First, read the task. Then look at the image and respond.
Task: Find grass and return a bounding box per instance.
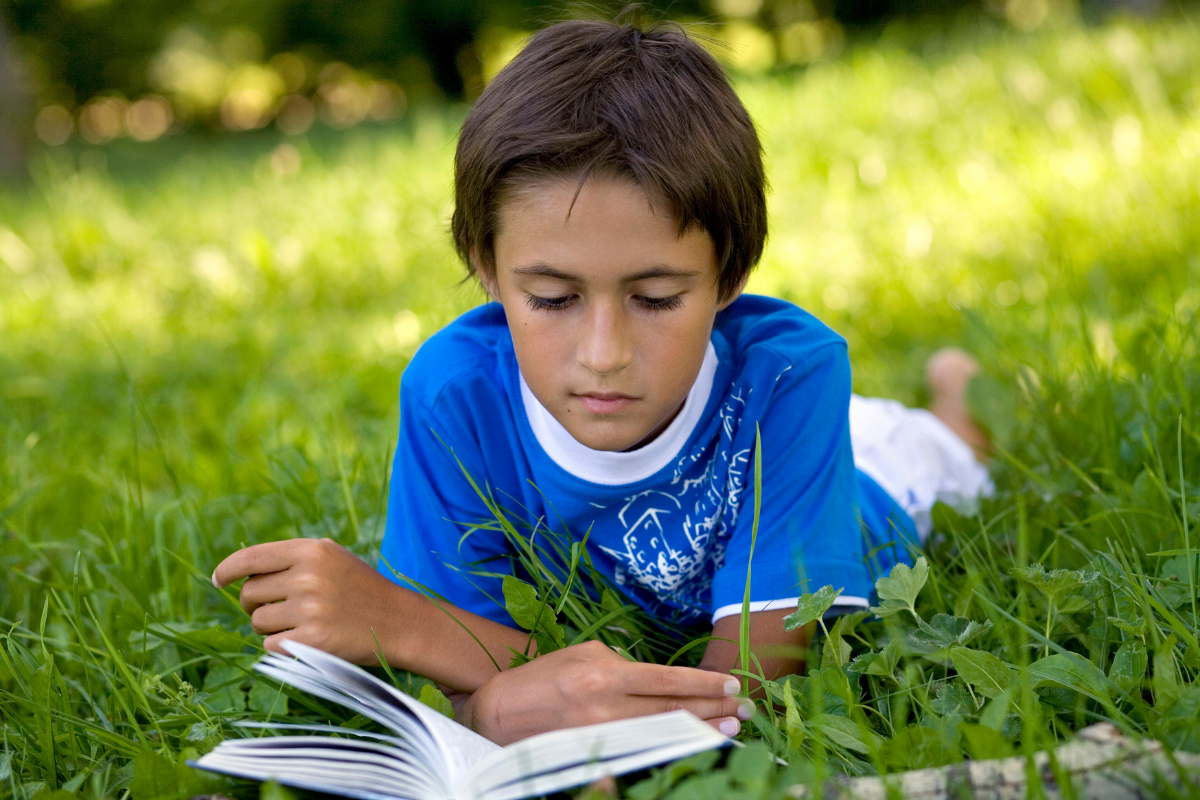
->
[2,9,1200,799]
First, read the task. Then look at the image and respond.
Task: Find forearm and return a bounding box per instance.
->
[697,609,811,687]
[215,537,532,695]
[378,584,531,693]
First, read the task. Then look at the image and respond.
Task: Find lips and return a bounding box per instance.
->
[575,392,636,414]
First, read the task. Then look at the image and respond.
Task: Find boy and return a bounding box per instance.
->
[213,18,990,746]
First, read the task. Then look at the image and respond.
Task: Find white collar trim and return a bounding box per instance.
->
[519,342,718,486]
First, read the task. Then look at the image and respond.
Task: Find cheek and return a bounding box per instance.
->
[507,306,573,379]
[643,311,713,386]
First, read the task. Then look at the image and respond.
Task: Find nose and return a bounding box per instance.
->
[576,299,633,376]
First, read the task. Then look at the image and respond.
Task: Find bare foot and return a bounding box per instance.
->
[926,347,990,462]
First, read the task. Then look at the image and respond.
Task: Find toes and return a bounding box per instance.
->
[925,347,980,397]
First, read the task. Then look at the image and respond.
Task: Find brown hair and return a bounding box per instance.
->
[450,16,767,301]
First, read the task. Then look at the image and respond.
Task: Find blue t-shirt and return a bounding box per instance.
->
[379,295,913,627]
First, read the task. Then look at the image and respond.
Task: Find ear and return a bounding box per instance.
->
[471,248,501,301]
[715,272,751,313]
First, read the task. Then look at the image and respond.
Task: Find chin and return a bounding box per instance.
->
[566,424,645,452]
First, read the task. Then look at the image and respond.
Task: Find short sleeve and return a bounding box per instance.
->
[708,344,872,620]
[378,371,517,626]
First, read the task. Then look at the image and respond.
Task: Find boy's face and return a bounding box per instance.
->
[484,178,740,452]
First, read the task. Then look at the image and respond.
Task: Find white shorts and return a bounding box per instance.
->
[849,394,993,543]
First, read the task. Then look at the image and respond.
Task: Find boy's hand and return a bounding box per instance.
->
[213,538,405,664]
[455,640,751,745]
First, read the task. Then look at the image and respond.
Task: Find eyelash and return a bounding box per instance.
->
[524,294,685,312]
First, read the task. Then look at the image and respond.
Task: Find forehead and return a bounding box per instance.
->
[494,178,717,275]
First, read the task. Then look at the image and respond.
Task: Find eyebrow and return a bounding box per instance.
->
[510,265,702,282]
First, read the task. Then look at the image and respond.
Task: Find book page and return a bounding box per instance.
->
[253,651,445,771]
[458,710,729,800]
[481,736,729,800]
[276,641,501,786]
[195,736,443,800]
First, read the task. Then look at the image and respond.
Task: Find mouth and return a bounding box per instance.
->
[574,392,637,415]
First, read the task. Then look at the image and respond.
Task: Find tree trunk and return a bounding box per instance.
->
[789,724,1200,800]
[0,9,34,181]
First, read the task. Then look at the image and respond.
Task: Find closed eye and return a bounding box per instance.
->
[525,293,576,312]
[635,294,684,311]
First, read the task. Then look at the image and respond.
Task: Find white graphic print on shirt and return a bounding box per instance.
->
[595,386,753,620]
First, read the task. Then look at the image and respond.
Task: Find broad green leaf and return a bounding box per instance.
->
[828,611,868,641]
[910,613,993,650]
[1186,645,1200,670]
[60,770,89,793]
[782,585,842,631]
[863,640,902,681]
[950,646,1014,699]
[808,714,881,754]
[1156,554,1195,585]
[821,635,852,668]
[848,651,876,675]
[185,722,219,744]
[959,722,1016,760]
[663,771,732,800]
[201,662,247,713]
[30,791,76,800]
[130,753,176,800]
[502,576,540,629]
[260,781,299,800]
[812,666,853,711]
[627,751,720,800]
[249,679,289,715]
[1106,615,1147,636]
[1109,640,1148,693]
[728,742,774,791]
[1009,564,1097,603]
[418,683,455,718]
[1154,636,1181,706]
[1027,653,1112,701]
[130,751,215,800]
[880,725,961,770]
[502,576,565,650]
[1159,555,1200,609]
[978,686,1017,731]
[931,681,978,717]
[871,557,928,620]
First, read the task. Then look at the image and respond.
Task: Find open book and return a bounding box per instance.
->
[190,641,730,800]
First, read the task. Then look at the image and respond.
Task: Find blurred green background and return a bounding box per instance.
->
[1,7,1197,548]
[1,0,1200,792]
[4,0,1195,156]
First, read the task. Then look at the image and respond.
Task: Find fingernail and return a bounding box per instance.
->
[211,570,220,588]
[737,699,755,720]
[724,678,740,696]
[719,718,740,736]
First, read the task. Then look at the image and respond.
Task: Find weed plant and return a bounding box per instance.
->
[2,11,1200,800]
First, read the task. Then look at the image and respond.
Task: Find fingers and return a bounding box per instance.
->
[617,661,741,699]
[263,631,296,655]
[214,538,346,588]
[622,693,751,723]
[250,600,297,635]
[704,716,744,737]
[213,541,300,588]
[239,571,292,615]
